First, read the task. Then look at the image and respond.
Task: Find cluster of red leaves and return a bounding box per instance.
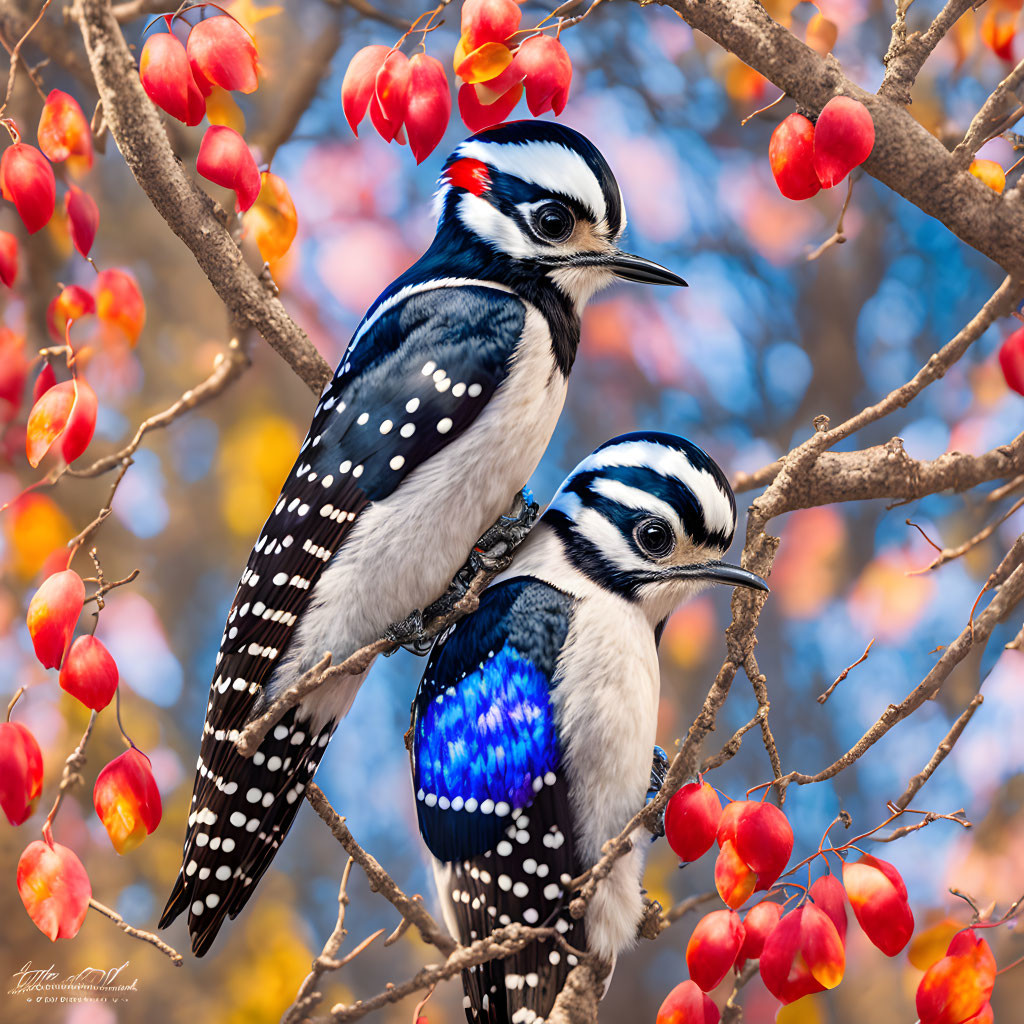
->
[138,5,298,257]
[658,782,923,1015]
[768,96,874,201]
[3,565,163,940]
[341,0,574,162]
[0,91,98,278]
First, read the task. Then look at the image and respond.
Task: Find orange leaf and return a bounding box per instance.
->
[456,41,514,85]
[243,171,297,263]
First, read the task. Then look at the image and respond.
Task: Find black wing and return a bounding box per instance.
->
[412,579,585,1023]
[161,285,526,954]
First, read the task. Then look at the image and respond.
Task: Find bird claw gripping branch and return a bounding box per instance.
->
[386,488,540,655]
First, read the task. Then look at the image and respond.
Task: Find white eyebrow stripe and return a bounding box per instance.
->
[571,440,736,540]
[455,139,607,223]
[588,478,681,532]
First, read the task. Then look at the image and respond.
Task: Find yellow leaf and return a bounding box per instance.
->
[456,41,513,85]
[776,994,825,1024]
[205,86,246,134]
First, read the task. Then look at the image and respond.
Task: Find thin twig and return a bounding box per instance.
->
[88,898,183,965]
[818,639,875,704]
[305,784,457,955]
[806,174,855,261]
[0,0,52,119]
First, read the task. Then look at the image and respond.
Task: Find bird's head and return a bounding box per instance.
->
[543,431,767,624]
[433,121,685,311]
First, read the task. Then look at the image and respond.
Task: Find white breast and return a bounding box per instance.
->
[271,303,567,730]
[504,528,662,963]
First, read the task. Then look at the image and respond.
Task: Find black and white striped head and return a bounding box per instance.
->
[543,431,767,621]
[434,122,685,310]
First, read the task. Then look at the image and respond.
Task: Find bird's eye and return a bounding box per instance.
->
[534,202,574,243]
[634,518,675,559]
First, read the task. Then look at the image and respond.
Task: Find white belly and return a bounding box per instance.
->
[271,305,567,729]
[553,591,661,962]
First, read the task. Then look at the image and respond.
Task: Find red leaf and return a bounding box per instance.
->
[374,50,411,142]
[341,45,390,136]
[196,125,261,212]
[665,780,723,863]
[25,378,96,466]
[32,362,57,405]
[187,15,259,94]
[458,81,523,133]
[759,904,845,1004]
[0,229,18,287]
[47,284,96,342]
[26,569,85,669]
[842,854,914,956]
[0,722,44,826]
[656,979,720,1024]
[95,268,145,346]
[65,186,99,258]
[516,35,573,116]
[686,909,745,991]
[736,900,782,965]
[1,144,56,234]
[60,635,119,712]
[94,748,162,854]
[17,840,92,940]
[405,54,451,164]
[812,96,875,188]
[808,873,848,944]
[998,325,1024,395]
[461,0,522,50]
[140,31,207,126]
[769,114,820,200]
[37,91,93,175]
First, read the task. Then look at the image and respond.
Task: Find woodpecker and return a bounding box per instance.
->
[160,122,685,954]
[410,432,767,1023]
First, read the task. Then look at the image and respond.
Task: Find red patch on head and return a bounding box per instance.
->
[446,157,490,196]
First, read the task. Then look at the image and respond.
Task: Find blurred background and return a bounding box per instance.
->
[1,0,1022,1021]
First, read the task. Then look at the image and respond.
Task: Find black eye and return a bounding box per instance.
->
[634,518,674,558]
[534,202,574,242]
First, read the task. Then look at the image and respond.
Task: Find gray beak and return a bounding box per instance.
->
[606,251,687,287]
[673,560,769,592]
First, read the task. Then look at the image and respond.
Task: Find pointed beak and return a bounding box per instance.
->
[606,250,687,287]
[672,560,769,592]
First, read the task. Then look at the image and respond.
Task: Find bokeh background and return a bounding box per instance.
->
[1,1,1022,1022]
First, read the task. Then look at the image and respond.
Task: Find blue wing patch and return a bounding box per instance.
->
[417,643,558,811]
[412,579,572,862]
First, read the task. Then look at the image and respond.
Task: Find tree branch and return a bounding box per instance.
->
[642,0,1024,279]
[72,0,332,395]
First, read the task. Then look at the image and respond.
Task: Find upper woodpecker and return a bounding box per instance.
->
[410,432,767,1023]
[160,121,685,955]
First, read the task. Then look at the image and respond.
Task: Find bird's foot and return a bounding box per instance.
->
[646,745,670,839]
[468,487,540,574]
[382,490,540,657]
[382,609,427,651]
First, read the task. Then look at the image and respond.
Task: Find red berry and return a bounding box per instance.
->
[93,748,162,854]
[140,32,206,126]
[186,15,258,95]
[342,45,390,136]
[717,800,793,893]
[808,873,847,944]
[0,229,18,287]
[405,54,451,164]
[516,35,572,116]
